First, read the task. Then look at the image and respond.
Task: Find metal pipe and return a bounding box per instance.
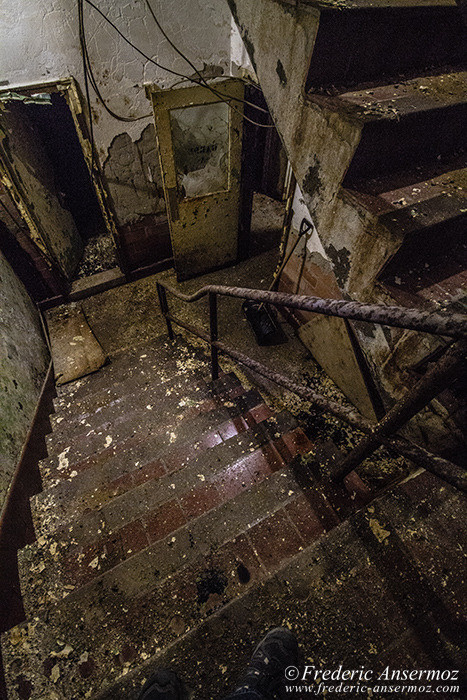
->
[158,282,467,339]
[386,436,466,492]
[331,340,467,482]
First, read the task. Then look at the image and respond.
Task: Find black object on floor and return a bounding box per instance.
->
[242,300,288,346]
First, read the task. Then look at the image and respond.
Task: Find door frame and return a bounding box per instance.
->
[0,77,122,277]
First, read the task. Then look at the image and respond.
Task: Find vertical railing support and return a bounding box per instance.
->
[156,282,174,340]
[330,340,467,482]
[209,292,219,381]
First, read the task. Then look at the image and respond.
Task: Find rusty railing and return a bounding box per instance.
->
[156,281,467,493]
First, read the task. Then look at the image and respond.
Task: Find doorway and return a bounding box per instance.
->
[0,80,119,288]
[22,92,117,279]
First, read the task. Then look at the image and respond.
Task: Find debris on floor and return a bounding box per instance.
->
[74,232,119,280]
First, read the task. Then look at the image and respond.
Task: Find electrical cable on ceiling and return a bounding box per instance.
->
[83,0,276,128]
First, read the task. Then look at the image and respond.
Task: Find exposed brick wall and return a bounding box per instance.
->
[118,214,173,272]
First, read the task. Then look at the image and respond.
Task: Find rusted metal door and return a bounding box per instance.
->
[149,79,244,280]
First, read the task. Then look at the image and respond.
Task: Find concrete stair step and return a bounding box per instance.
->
[345,163,467,240]
[2,468,332,699]
[31,397,283,540]
[343,163,467,307]
[306,2,465,94]
[20,418,312,614]
[336,71,467,183]
[344,162,467,220]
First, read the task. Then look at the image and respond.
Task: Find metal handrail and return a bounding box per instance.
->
[156,280,467,493]
[156,282,467,338]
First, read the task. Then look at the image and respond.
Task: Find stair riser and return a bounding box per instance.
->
[307,7,466,93]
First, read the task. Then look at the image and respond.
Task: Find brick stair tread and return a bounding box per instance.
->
[39,396,253,488]
[31,405,292,537]
[344,164,467,230]
[86,473,465,700]
[2,468,330,699]
[53,339,175,397]
[48,375,214,455]
[38,387,269,495]
[50,363,216,432]
[46,371,247,457]
[52,369,241,431]
[53,343,209,416]
[315,70,467,122]
[21,419,312,613]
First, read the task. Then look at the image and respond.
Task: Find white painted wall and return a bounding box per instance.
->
[0,0,232,165]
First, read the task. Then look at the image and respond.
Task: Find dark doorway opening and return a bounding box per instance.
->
[239,85,288,262]
[23,92,118,279]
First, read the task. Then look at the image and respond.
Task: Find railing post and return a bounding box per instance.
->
[209,292,219,381]
[156,282,174,340]
[330,339,467,482]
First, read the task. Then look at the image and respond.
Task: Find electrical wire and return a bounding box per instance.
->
[79,0,152,123]
[83,0,276,128]
[143,0,268,116]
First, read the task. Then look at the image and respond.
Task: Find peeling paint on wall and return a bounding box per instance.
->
[326,243,351,289]
[0,251,49,514]
[0,0,233,228]
[103,124,166,226]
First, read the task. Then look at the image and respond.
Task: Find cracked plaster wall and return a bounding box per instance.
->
[0,0,234,226]
[0,251,49,516]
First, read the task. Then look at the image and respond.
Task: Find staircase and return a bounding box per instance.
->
[2,338,367,699]
[229,0,467,409]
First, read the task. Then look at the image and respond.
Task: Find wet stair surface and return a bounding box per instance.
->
[2,338,363,699]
